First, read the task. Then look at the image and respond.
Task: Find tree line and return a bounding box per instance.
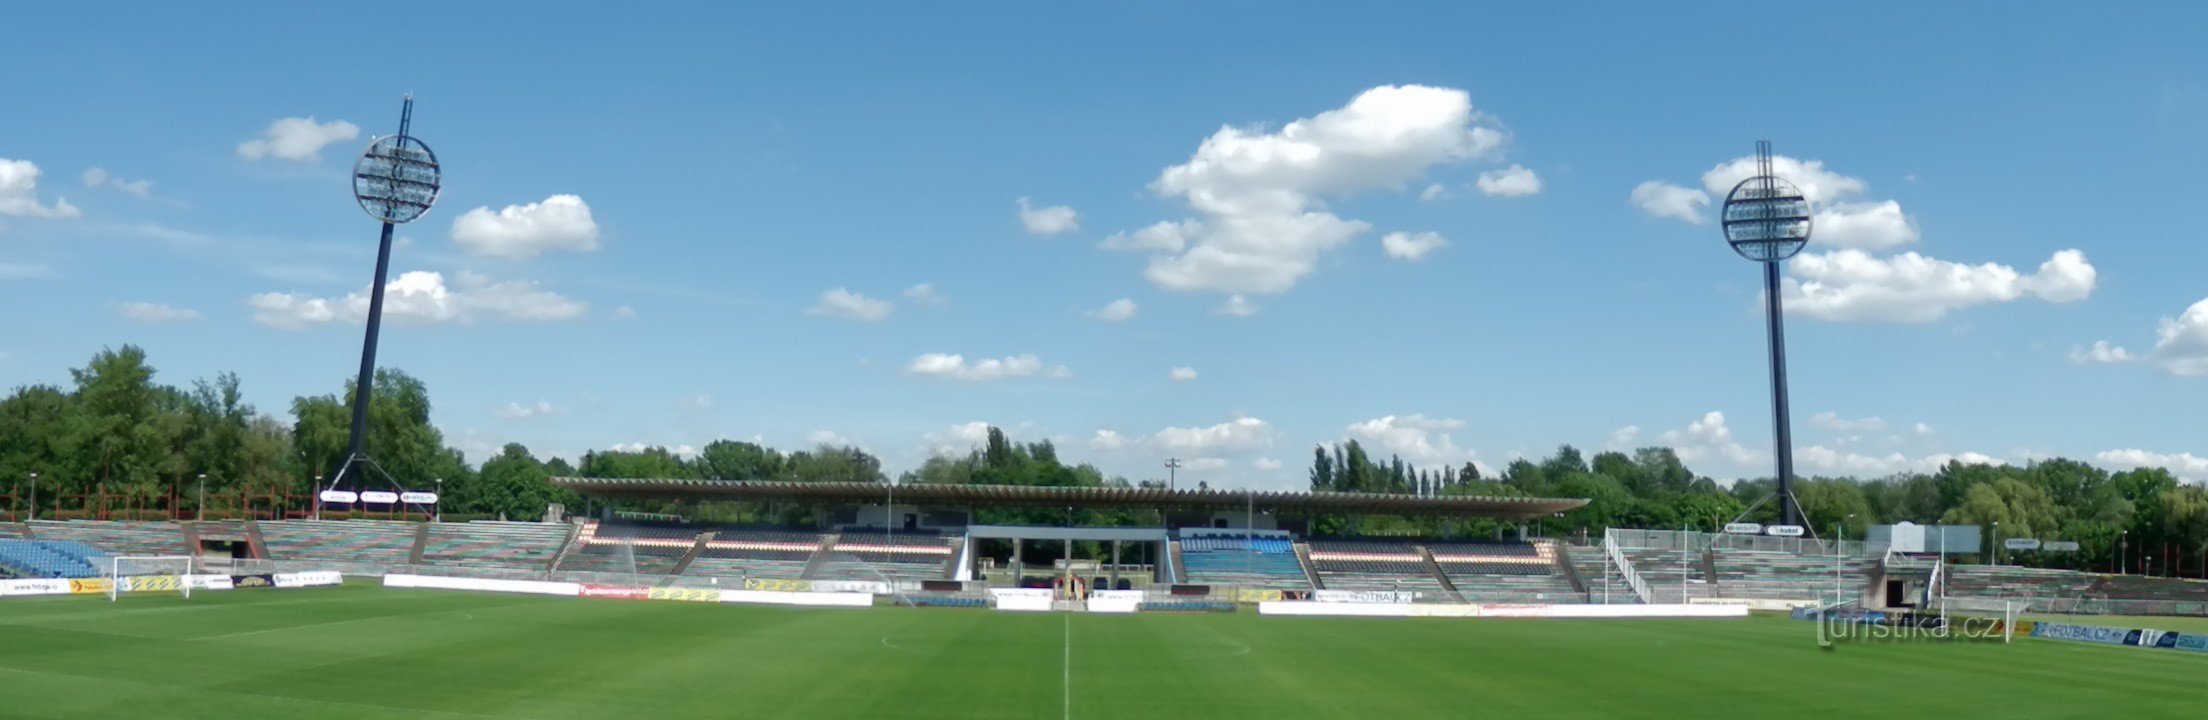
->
[1,345,2202,576]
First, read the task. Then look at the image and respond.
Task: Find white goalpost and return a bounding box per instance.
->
[108,555,198,601]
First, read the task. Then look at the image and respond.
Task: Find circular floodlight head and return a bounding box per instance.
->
[353,135,441,224]
[1721,175,1812,263]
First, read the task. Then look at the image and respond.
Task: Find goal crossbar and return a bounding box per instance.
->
[108,555,198,601]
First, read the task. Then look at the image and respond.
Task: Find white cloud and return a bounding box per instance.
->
[805,430,858,448]
[903,283,946,306]
[1344,414,1479,466]
[612,305,637,320]
[1253,457,1284,471]
[1475,164,1541,197]
[609,442,701,458]
[247,270,587,330]
[809,288,894,322]
[680,394,715,411]
[0,159,82,219]
[1608,425,1641,451]
[0,262,57,280]
[2094,449,2208,482]
[1810,412,1887,433]
[1783,249,2096,323]
[1658,411,1761,468]
[1016,197,1080,236]
[2069,341,2135,365]
[236,117,360,161]
[2152,297,2208,377]
[926,421,995,457]
[1168,366,1198,382]
[490,401,559,420]
[1151,417,1279,455]
[905,353,1064,382]
[1699,154,1866,207]
[1813,201,1919,251]
[1418,184,1449,202]
[1088,298,1137,322]
[449,195,601,259]
[82,167,153,198]
[1630,181,1708,223]
[1105,85,1506,295]
[1214,294,1260,317]
[114,301,201,323]
[1913,423,1937,438]
[1380,231,1447,261]
[1186,458,1229,472]
[1089,430,1131,452]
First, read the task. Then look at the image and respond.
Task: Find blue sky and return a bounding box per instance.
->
[1,2,2202,488]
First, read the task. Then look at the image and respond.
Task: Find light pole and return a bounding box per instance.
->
[196,473,207,521]
[433,478,443,523]
[1164,458,1182,491]
[1720,140,1814,527]
[1991,521,2000,566]
[2120,531,2128,576]
[25,472,35,522]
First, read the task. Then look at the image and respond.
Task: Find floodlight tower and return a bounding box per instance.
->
[324,96,442,501]
[1721,141,1812,527]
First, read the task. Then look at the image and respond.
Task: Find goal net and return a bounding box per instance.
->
[108,555,197,601]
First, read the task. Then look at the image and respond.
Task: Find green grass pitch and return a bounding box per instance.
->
[0,584,2200,719]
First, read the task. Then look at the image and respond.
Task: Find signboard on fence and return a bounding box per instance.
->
[1764,525,1805,537]
[2004,538,2041,550]
[2042,541,2080,552]
[1723,523,1764,535]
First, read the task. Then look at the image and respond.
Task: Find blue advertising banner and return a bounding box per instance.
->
[2030,623,2132,646]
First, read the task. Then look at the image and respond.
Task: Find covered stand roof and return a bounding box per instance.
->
[550,478,1586,520]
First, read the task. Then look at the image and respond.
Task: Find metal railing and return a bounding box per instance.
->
[1607,528,1888,557]
[1602,530,1653,603]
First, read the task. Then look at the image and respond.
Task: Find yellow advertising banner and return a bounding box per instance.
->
[68,579,113,595]
[647,587,720,603]
[126,576,181,592]
[743,578,812,593]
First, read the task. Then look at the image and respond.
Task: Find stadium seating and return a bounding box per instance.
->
[1565,544,1640,603]
[1428,540,1580,603]
[25,520,190,557]
[1306,540,1447,594]
[419,521,570,572]
[0,539,109,578]
[1,523,31,540]
[1178,534,1311,589]
[813,530,951,582]
[1944,565,2100,599]
[2089,574,2208,602]
[1705,549,1870,602]
[258,520,419,564]
[688,528,828,581]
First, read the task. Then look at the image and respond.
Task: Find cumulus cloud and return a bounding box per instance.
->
[1104,85,1506,295]
[2069,341,2134,365]
[0,159,82,219]
[1794,447,2001,477]
[248,270,587,330]
[2152,297,2208,376]
[1345,414,1480,467]
[903,283,946,306]
[1213,294,1260,318]
[904,353,1066,382]
[1151,416,1279,455]
[809,288,894,322]
[1631,181,1708,223]
[236,117,360,161]
[1812,201,1919,252]
[1016,197,1080,236]
[82,167,153,198]
[1608,425,1642,451]
[1380,231,1447,261]
[1658,411,1761,468]
[805,429,859,448]
[1783,249,2097,323]
[1810,412,1887,433]
[449,195,601,259]
[1253,457,1284,471]
[114,301,201,323]
[1418,184,1450,202]
[2094,449,2208,482]
[1089,298,1137,322]
[490,401,559,420]
[926,421,995,456]
[1168,366,1198,382]
[1089,430,1131,452]
[1475,164,1541,197]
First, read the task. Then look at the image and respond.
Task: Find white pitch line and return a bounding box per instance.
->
[1062,612,1072,720]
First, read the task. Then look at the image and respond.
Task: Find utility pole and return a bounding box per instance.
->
[1164,458,1183,491]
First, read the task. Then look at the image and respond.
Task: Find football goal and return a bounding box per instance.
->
[108,555,198,601]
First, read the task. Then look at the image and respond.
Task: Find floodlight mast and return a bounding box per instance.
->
[1721,140,1813,528]
[325,96,441,510]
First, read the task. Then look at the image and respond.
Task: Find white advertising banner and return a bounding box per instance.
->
[1314,589,1414,604]
[274,571,343,588]
[400,491,440,505]
[809,580,890,595]
[384,574,581,597]
[1257,602,1751,619]
[358,491,400,504]
[1087,590,1144,614]
[185,575,235,590]
[0,579,70,597]
[717,590,873,608]
[318,490,358,504]
[990,588,1054,612]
